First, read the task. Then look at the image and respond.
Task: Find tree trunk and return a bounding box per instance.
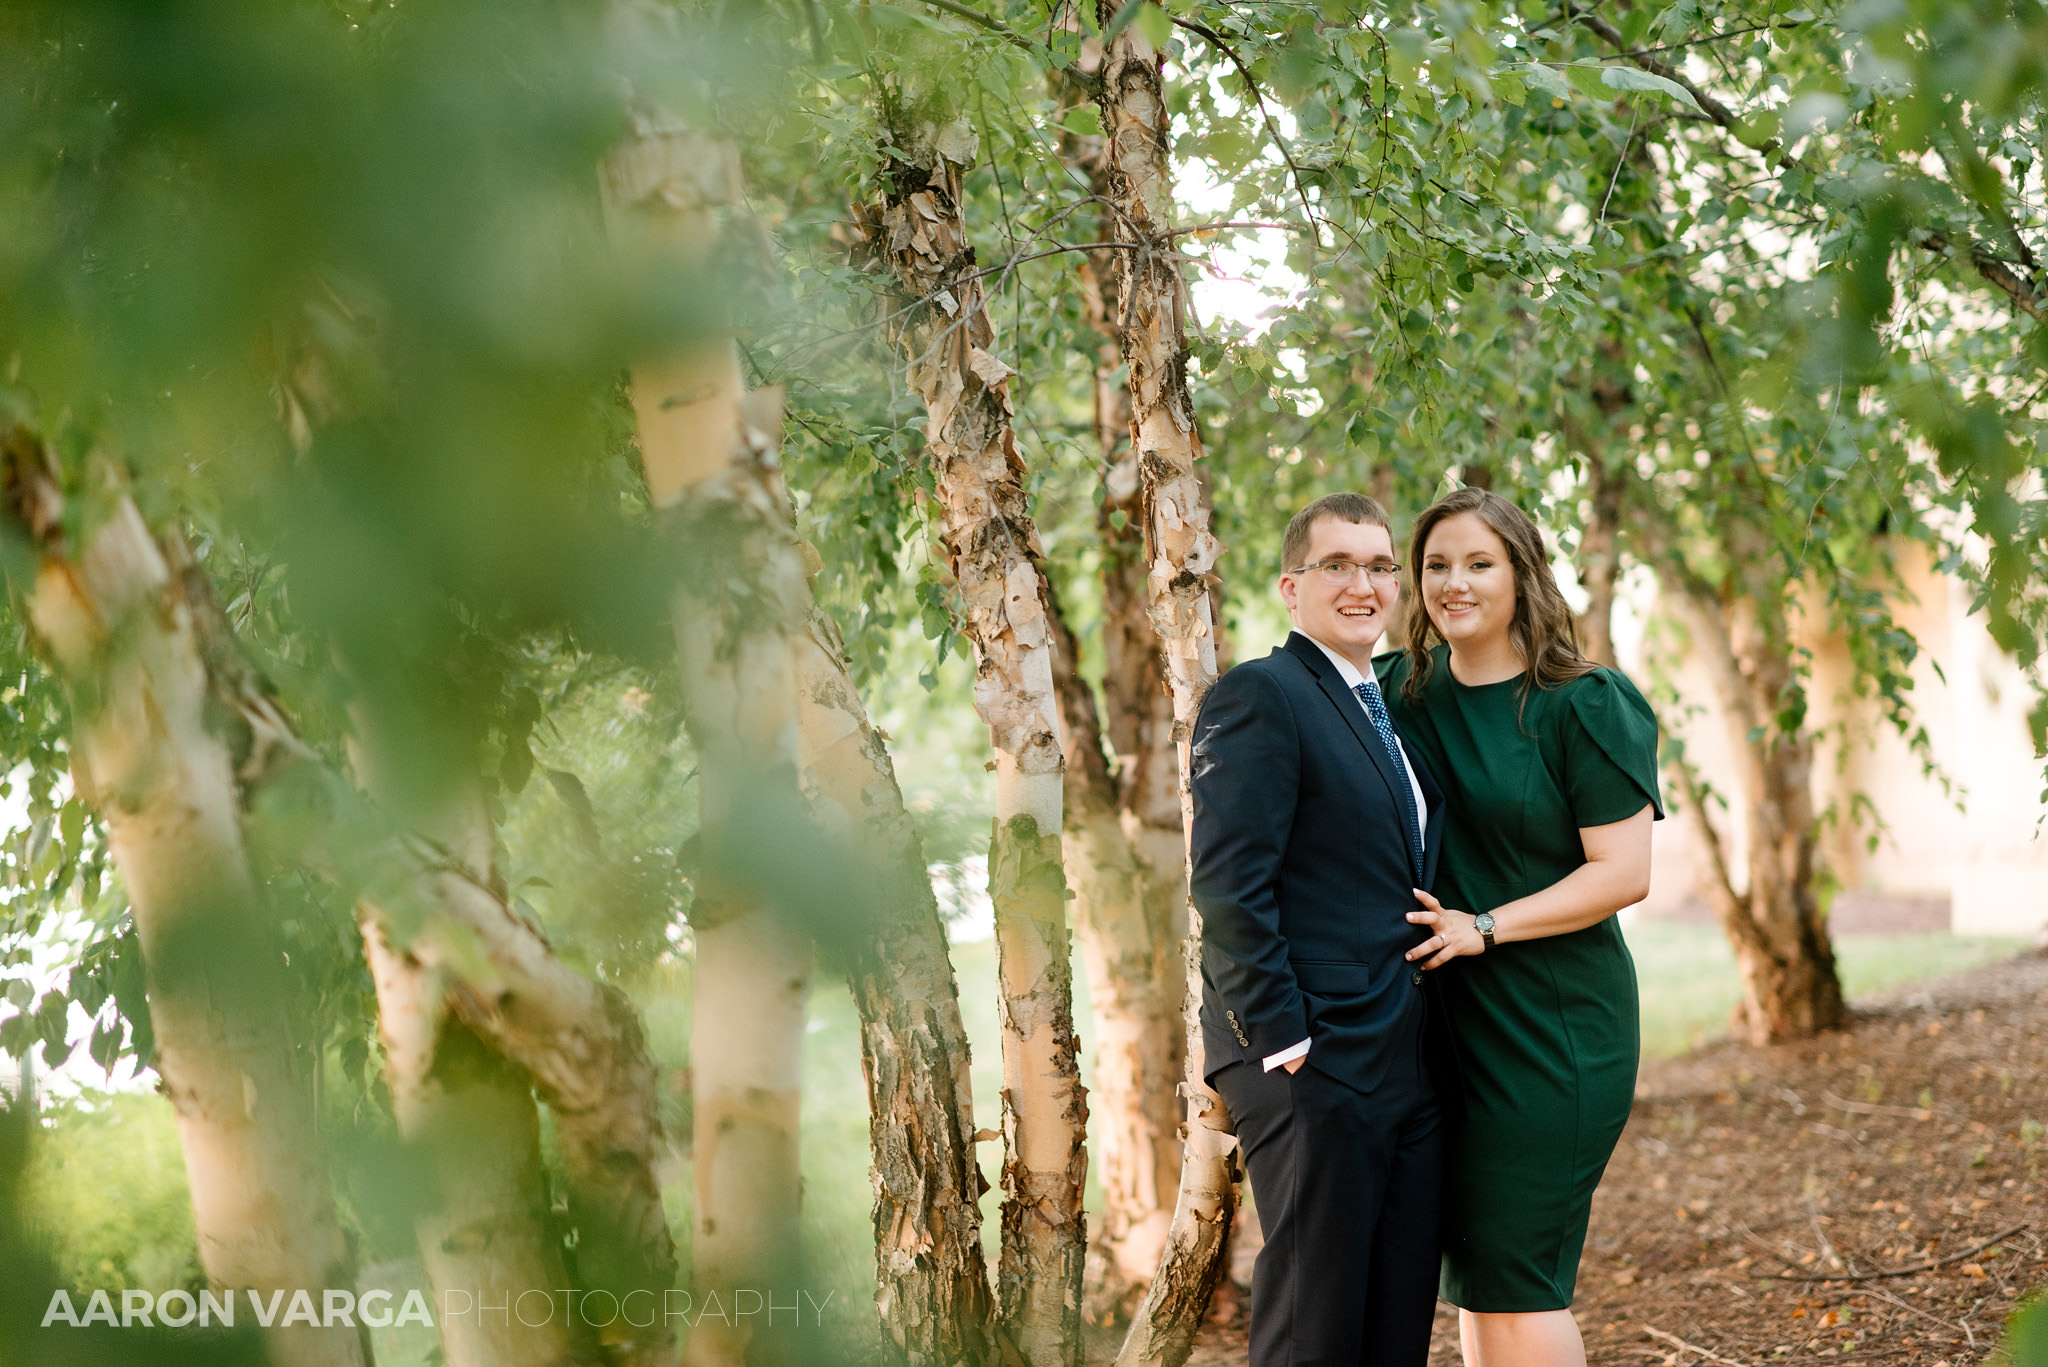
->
[332,775,679,1367]
[1566,339,1634,669]
[792,604,998,1367]
[1091,23,1241,1367]
[275,269,672,1366]
[302,763,680,1365]
[1575,455,1622,669]
[603,106,814,1367]
[351,756,584,1367]
[196,516,678,1367]
[1,432,367,1367]
[1662,582,1848,1043]
[1043,579,1182,1302]
[362,925,583,1367]
[861,114,1087,1367]
[1051,66,1187,1308]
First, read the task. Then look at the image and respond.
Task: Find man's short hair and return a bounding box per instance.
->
[1282,492,1391,572]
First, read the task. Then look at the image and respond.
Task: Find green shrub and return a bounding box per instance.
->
[23,1093,199,1293]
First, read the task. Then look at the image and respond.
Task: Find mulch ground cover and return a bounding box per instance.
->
[1176,944,2048,1367]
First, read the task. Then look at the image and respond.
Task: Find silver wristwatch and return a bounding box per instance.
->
[1474,912,1496,951]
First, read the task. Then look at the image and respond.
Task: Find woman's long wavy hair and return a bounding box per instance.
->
[1399,487,1600,704]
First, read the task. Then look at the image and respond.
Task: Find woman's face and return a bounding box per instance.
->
[1420,512,1518,652]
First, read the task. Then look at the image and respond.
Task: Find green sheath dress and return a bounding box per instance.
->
[1376,646,1662,1312]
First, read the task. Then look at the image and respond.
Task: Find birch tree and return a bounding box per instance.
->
[1090,18,1239,1366]
[3,418,693,1367]
[1049,66,1186,1301]
[361,939,581,1367]
[792,605,998,1367]
[858,105,1087,1367]
[602,101,813,1367]
[265,278,594,1367]
[355,782,582,1367]
[1043,581,1181,1302]
[0,428,367,1367]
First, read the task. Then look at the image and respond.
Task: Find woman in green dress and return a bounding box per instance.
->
[1373,487,1662,1367]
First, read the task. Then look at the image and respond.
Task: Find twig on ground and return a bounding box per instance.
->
[1643,1324,1751,1367]
[1810,1215,1846,1274]
[1762,1224,2030,1282]
[1821,1090,1944,1120]
[1865,1282,1972,1346]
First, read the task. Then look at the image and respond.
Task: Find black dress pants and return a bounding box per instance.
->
[1213,1010,1443,1367]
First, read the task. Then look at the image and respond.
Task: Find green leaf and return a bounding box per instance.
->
[1507,62,1573,104]
[1133,2,1174,50]
[544,769,603,851]
[89,1018,123,1070]
[1101,0,1147,41]
[501,741,535,795]
[70,964,107,1015]
[1600,64,1705,114]
[339,1034,369,1085]
[37,991,69,1047]
[2002,1296,2047,1367]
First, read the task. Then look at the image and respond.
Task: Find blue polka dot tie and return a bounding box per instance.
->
[1355,681,1424,880]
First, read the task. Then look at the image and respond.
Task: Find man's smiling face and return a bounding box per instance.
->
[1278,514,1400,670]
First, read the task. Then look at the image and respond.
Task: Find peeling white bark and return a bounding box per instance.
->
[793,606,997,1367]
[858,116,1087,1367]
[1090,22,1242,1367]
[3,434,366,1367]
[602,95,813,1367]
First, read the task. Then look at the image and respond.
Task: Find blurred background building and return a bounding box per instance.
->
[1631,544,2048,939]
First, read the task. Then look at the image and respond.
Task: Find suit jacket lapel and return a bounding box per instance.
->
[1399,722,1446,890]
[1283,636,1415,874]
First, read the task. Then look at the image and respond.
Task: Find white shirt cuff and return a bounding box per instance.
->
[1262,1039,1310,1072]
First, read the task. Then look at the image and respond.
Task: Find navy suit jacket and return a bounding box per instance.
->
[1190,632,1445,1094]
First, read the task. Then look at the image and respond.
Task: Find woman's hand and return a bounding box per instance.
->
[1404,889,1485,969]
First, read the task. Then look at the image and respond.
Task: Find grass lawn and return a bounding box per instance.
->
[1618,919,2027,1058]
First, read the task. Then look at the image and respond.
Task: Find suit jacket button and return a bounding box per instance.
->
[1410,971,1424,987]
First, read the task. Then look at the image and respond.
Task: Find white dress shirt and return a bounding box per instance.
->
[1262,635,1429,1072]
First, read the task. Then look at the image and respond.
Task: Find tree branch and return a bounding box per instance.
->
[1933,143,2041,274]
[1628,17,1810,57]
[909,0,1038,51]
[1169,16,1323,242]
[1919,231,2044,319]
[1563,5,2048,318]
[1563,7,1745,130]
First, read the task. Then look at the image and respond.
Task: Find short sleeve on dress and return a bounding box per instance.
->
[1562,670,1665,827]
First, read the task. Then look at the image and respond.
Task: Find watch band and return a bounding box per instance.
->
[1475,912,1496,950]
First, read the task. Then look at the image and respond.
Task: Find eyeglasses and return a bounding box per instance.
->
[1290,559,1403,586]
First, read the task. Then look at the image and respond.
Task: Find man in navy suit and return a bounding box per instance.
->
[1191,492,1446,1367]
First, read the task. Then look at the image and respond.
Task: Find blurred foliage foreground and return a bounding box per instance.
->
[2,0,2048,1363]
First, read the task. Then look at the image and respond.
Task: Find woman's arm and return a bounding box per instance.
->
[1402,805,1653,970]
